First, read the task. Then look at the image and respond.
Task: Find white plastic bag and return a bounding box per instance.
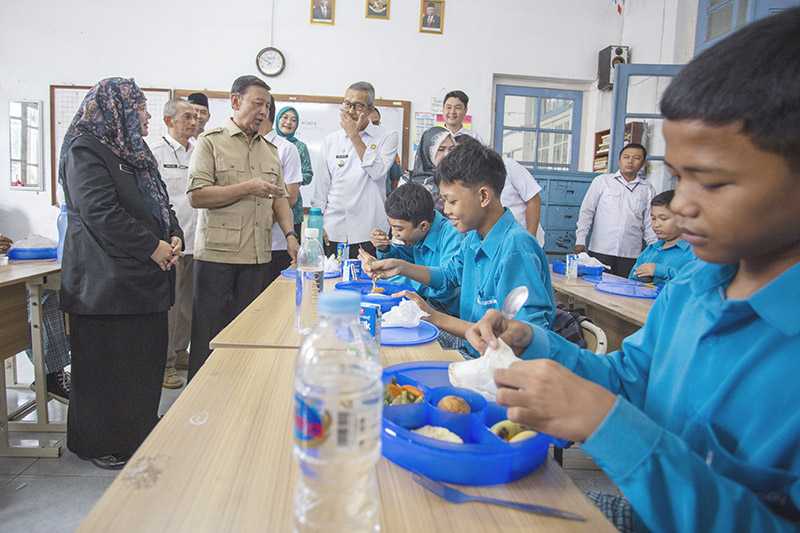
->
[448,339,518,401]
[382,299,429,328]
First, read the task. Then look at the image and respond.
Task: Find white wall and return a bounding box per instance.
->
[0,0,697,240]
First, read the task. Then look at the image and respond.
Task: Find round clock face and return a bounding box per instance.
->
[256,47,285,77]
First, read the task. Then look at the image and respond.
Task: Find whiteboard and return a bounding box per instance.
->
[183,92,407,208]
[49,85,171,203]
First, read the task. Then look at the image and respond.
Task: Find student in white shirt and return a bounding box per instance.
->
[150,98,198,389]
[315,81,399,258]
[260,94,303,283]
[575,143,657,277]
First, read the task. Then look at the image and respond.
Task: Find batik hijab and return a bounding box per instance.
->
[58,77,171,235]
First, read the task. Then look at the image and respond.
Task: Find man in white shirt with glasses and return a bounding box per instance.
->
[316,81,399,257]
[575,143,657,277]
[151,98,198,388]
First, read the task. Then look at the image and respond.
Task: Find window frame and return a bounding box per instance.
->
[493,85,583,172]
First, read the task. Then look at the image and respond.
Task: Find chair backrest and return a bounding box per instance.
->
[580,320,608,355]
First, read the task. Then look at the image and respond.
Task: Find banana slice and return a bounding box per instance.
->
[490,420,524,441]
[509,430,538,443]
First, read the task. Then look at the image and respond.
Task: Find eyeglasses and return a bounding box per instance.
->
[341,100,369,113]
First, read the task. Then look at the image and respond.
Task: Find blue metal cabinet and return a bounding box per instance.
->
[534,171,597,259]
[545,204,581,231]
[545,230,577,255]
[548,180,591,206]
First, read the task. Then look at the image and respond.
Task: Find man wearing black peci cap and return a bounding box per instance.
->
[188,92,211,137]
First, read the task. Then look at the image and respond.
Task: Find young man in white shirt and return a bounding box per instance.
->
[575,143,657,277]
[260,94,303,283]
[442,90,483,144]
[151,98,198,388]
[316,81,399,258]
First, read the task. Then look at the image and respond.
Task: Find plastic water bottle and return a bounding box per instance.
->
[307,208,324,242]
[296,228,325,334]
[56,203,68,264]
[293,291,383,533]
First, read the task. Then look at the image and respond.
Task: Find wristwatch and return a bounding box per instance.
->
[285,231,298,241]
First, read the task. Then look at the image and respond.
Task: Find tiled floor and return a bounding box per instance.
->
[1,371,618,532]
[0,374,186,532]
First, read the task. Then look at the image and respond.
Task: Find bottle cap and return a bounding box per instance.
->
[318,290,361,315]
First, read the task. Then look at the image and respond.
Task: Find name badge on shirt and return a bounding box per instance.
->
[163,163,188,170]
[476,291,498,309]
[336,154,349,168]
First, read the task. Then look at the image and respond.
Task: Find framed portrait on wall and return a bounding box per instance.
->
[419,0,444,34]
[310,0,335,25]
[366,0,390,20]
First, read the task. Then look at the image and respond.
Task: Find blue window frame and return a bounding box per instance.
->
[494,85,582,172]
[696,0,800,53]
[610,63,683,171]
[610,63,682,190]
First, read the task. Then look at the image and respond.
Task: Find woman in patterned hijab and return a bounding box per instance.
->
[59,77,172,236]
[59,77,183,470]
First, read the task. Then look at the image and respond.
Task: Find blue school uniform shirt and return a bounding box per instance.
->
[522,260,800,532]
[430,209,555,357]
[629,238,695,286]
[377,211,463,315]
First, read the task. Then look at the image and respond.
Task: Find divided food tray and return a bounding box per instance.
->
[335,280,415,312]
[382,361,563,486]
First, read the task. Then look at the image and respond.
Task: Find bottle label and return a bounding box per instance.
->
[294,396,332,448]
[294,394,380,453]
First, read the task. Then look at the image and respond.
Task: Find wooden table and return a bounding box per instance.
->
[211,277,387,351]
[79,347,615,533]
[0,260,65,457]
[210,277,304,350]
[550,270,653,351]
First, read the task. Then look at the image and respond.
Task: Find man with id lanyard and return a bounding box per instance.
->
[151,98,198,389]
[315,81,399,258]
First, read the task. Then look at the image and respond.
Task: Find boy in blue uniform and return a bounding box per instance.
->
[359,182,463,315]
[628,190,695,286]
[466,9,800,532]
[366,140,555,358]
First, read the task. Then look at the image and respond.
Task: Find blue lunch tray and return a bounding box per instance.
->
[551,260,605,279]
[594,281,660,299]
[7,247,57,260]
[335,280,415,313]
[381,361,564,486]
[381,321,439,347]
[281,267,341,280]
